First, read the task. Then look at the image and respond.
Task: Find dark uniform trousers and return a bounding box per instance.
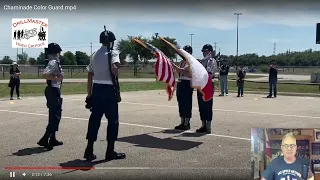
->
[176,80,193,118]
[45,86,63,133]
[237,80,244,96]
[86,84,119,142]
[197,82,214,121]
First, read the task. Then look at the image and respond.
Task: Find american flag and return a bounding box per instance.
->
[131,38,176,101]
[143,42,175,101]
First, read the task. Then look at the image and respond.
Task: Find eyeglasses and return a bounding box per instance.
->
[281,144,297,149]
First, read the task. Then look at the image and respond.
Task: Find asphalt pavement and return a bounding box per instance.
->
[0,90,320,180]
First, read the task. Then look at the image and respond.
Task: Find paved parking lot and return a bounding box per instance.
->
[0,90,319,180]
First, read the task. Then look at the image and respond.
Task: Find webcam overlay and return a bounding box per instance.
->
[251,128,320,180]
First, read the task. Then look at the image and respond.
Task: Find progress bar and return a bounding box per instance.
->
[94,167,249,170]
[4,166,95,170]
[4,166,250,170]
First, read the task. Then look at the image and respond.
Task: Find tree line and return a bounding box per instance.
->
[1,35,320,66]
[0,51,90,66]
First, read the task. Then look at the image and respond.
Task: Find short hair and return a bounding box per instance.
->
[282,132,296,142]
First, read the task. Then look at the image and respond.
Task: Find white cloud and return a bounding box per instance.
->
[102,2,320,29]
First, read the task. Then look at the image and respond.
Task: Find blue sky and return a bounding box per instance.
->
[1,1,320,60]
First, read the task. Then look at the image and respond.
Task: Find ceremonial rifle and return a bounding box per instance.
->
[104,25,121,102]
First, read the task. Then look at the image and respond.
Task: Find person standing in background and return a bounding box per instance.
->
[237,65,246,97]
[9,62,22,100]
[218,61,229,96]
[267,60,278,98]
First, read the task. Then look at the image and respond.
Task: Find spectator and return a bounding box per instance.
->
[237,65,246,97]
[8,62,22,100]
[267,60,278,98]
[219,61,229,96]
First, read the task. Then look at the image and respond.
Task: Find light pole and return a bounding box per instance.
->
[234,13,242,68]
[189,33,194,47]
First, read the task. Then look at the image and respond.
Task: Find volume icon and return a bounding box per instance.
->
[9,172,15,177]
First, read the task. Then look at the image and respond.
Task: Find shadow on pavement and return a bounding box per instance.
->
[117,134,202,151]
[160,129,183,134]
[57,158,109,175]
[11,147,48,156]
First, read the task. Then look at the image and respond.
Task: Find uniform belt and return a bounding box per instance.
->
[179,77,191,81]
[93,80,113,85]
[51,84,60,88]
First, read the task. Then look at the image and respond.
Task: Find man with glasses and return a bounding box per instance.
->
[261,132,314,180]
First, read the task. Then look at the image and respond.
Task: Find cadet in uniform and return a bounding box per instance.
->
[196,44,217,134]
[37,43,64,150]
[171,45,194,130]
[84,29,126,161]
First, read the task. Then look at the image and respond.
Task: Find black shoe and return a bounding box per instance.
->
[49,139,63,146]
[37,138,53,151]
[181,124,190,130]
[175,124,190,130]
[196,120,207,133]
[84,148,97,162]
[266,95,272,98]
[196,126,206,133]
[174,124,184,130]
[105,151,126,160]
[237,95,240,97]
[175,117,185,130]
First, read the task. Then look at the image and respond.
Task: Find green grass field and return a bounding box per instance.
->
[1,81,319,98]
[226,81,319,94]
[0,72,266,80]
[0,72,156,79]
[0,82,165,98]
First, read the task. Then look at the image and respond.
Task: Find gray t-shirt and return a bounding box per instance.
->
[43,56,63,88]
[86,46,120,84]
[262,156,313,180]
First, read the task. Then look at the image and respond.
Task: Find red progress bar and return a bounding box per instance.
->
[4,166,95,170]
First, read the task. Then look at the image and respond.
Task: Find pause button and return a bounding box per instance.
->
[9,172,15,177]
